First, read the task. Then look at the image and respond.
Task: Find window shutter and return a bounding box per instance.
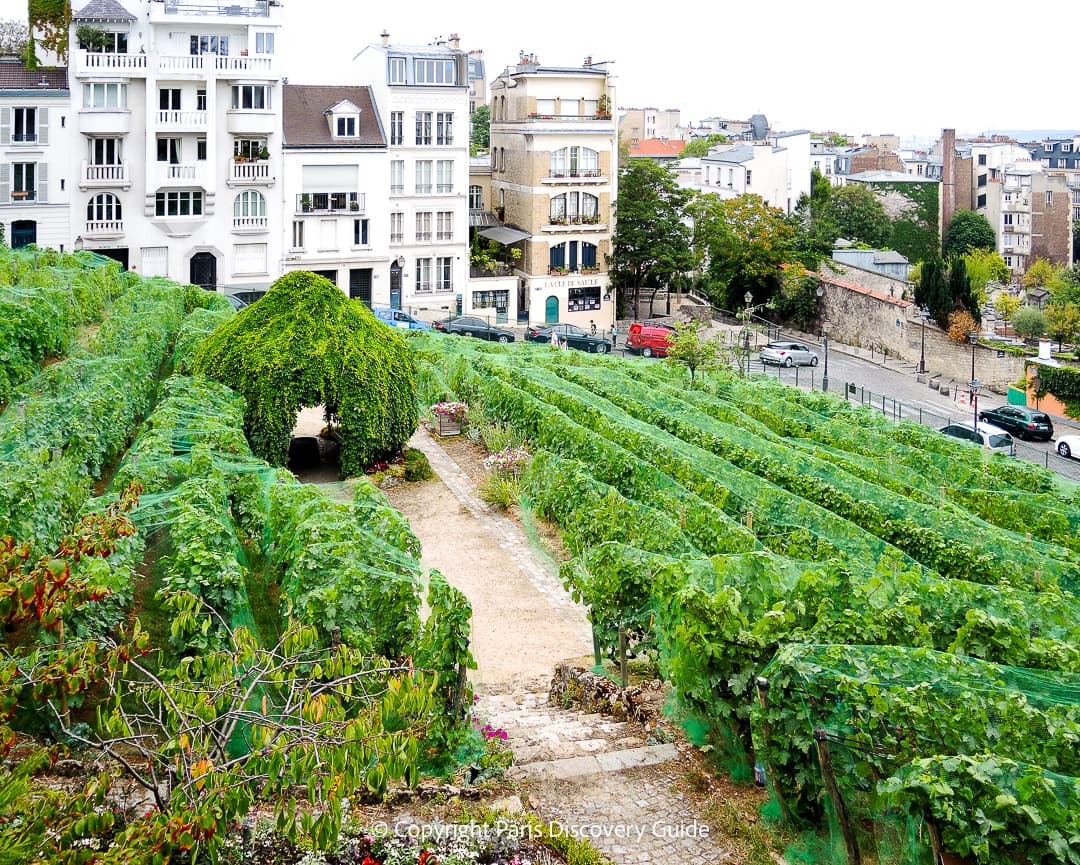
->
[0,163,8,202]
[37,163,47,203]
[0,107,9,145]
[38,107,48,145]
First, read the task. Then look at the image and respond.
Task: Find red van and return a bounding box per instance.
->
[626,322,677,357]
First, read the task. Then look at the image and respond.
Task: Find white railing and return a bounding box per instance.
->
[85,220,124,235]
[157,110,208,128]
[215,55,273,73]
[163,0,270,17]
[76,51,148,73]
[164,163,198,180]
[229,160,272,183]
[82,162,128,184]
[232,216,268,231]
[157,55,205,72]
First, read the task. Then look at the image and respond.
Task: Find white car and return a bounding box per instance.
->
[1056,434,1080,459]
[759,341,819,367]
[938,421,1016,457]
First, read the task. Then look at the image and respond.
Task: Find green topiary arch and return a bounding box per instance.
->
[193,271,418,477]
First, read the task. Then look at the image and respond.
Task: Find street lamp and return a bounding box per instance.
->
[969,331,980,434]
[816,284,825,335]
[822,320,831,392]
[743,291,754,376]
[918,306,929,375]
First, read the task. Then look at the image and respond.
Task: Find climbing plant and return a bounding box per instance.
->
[193,271,418,476]
[1030,363,1080,420]
[27,0,70,65]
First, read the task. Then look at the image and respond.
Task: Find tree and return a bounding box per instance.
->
[469,104,489,155]
[0,18,28,58]
[948,257,980,323]
[947,309,979,344]
[820,184,892,248]
[1012,307,1048,343]
[963,247,1011,292]
[1046,302,1080,350]
[943,211,996,258]
[608,160,694,317]
[679,134,729,157]
[690,193,796,311]
[1022,257,1057,289]
[916,255,951,326]
[663,320,722,383]
[994,293,1021,331]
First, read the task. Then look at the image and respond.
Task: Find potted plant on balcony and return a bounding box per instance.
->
[300,195,312,212]
[597,93,612,119]
[258,146,270,160]
[349,201,360,211]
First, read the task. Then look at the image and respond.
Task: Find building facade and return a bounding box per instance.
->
[67,0,284,288]
[617,107,681,149]
[488,57,617,328]
[0,60,70,250]
[280,84,388,304]
[353,33,470,317]
[690,130,810,214]
[1028,136,1080,224]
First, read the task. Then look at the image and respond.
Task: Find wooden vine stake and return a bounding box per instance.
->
[591,621,602,669]
[813,726,862,865]
[925,815,944,864]
[754,676,794,824]
[618,624,628,688]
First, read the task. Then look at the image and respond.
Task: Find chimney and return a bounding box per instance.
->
[380,30,390,46]
[941,127,956,233]
[584,55,592,66]
[449,33,460,49]
[1038,341,1053,361]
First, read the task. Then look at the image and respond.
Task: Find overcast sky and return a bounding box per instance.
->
[4,0,1077,143]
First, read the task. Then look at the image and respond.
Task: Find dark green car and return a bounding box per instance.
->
[977,405,1054,441]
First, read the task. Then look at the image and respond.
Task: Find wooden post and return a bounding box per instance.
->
[754,677,794,824]
[592,621,602,669]
[618,625,628,688]
[813,727,862,865]
[452,660,468,718]
[925,815,944,865]
[746,510,753,532]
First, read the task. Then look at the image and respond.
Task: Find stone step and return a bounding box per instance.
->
[510,743,680,781]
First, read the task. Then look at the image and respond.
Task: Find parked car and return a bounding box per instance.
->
[977,405,1054,441]
[526,323,611,353]
[433,315,515,343]
[760,341,818,367]
[1055,434,1080,459]
[625,322,677,358]
[938,421,1016,457]
[225,294,248,311]
[372,307,432,331]
[227,289,267,306]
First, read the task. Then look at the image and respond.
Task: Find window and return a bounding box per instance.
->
[157,138,180,163]
[559,99,577,118]
[159,88,180,110]
[415,58,456,85]
[415,257,432,292]
[140,246,168,277]
[234,138,267,159]
[233,243,267,275]
[1004,255,1013,268]
[549,244,564,269]
[1004,213,1013,226]
[83,82,126,109]
[436,159,453,193]
[550,194,565,222]
[469,185,483,209]
[415,211,432,242]
[88,137,121,165]
[388,56,406,84]
[291,220,305,249]
[390,212,403,244]
[196,89,206,110]
[390,111,403,145]
[415,160,432,193]
[233,189,266,218]
[436,112,453,145]
[190,34,229,56]
[1047,190,1053,205]
[977,174,987,188]
[977,193,987,208]
[978,154,987,166]
[569,286,601,311]
[87,192,121,222]
[13,108,36,143]
[581,242,597,268]
[536,99,555,117]
[550,146,599,177]
[1064,144,1073,153]
[154,190,203,216]
[353,218,368,246]
[390,160,404,194]
[436,256,452,291]
[584,99,597,117]
[196,137,207,160]
[745,169,752,186]
[437,210,453,241]
[415,111,432,145]
[336,115,357,137]
[79,30,126,52]
[13,163,35,200]
[231,85,269,110]
[255,32,274,54]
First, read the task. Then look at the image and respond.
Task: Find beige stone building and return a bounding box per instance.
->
[488,56,617,328]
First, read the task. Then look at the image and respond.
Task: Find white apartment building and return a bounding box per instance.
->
[353,34,470,316]
[0,61,71,250]
[488,57,618,328]
[280,85,388,304]
[66,0,283,290]
[690,130,810,214]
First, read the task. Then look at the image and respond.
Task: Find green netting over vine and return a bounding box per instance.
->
[193,271,418,477]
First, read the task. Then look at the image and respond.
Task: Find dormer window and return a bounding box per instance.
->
[327,100,362,139]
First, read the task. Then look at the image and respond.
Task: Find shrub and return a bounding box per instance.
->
[403,447,435,481]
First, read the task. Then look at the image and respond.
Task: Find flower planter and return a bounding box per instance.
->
[437,416,461,436]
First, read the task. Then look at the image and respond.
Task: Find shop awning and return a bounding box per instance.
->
[479,225,531,245]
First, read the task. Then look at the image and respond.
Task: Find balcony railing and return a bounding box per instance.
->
[75,51,148,73]
[548,265,602,275]
[390,184,404,194]
[232,215,268,231]
[163,163,198,180]
[229,159,272,184]
[436,183,453,193]
[214,55,273,73]
[547,168,602,178]
[416,231,432,242]
[85,219,124,235]
[390,232,404,244]
[82,162,128,185]
[157,109,208,128]
[547,214,602,226]
[295,192,363,213]
[163,0,270,16]
[11,133,37,143]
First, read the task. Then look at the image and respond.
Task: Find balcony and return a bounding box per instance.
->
[232,215,268,232]
[78,109,132,135]
[155,0,272,19]
[157,109,208,129]
[542,215,607,232]
[228,159,274,185]
[74,50,148,76]
[225,110,276,135]
[542,169,605,185]
[295,192,363,214]
[80,161,130,190]
[213,55,274,76]
[154,162,210,187]
[85,219,124,238]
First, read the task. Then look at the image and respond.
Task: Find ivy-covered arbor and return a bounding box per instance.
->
[193,271,418,477]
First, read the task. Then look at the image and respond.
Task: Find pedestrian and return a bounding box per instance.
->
[611,322,618,347]
[590,319,597,336]
[549,328,559,348]
[560,336,569,351]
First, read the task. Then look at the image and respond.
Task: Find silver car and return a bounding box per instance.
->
[760,341,819,367]
[937,422,1016,457]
